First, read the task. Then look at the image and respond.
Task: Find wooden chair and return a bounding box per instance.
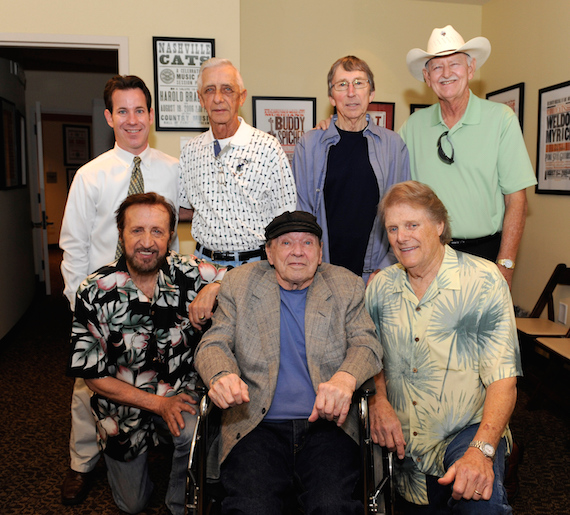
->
[516,263,570,338]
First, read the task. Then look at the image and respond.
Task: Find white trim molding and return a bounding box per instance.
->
[0,33,129,74]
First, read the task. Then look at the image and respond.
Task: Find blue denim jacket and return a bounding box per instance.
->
[292,115,410,280]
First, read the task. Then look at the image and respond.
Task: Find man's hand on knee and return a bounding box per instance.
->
[158,393,197,437]
[309,371,356,426]
[438,447,495,501]
[208,373,250,409]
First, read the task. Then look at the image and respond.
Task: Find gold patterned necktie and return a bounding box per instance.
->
[127,155,144,196]
[115,156,144,259]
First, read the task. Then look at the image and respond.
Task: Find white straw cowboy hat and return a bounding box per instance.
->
[406,25,491,81]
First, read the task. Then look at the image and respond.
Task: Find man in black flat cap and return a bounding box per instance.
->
[195,211,383,514]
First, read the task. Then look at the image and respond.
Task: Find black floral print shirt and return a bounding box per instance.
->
[68,251,227,462]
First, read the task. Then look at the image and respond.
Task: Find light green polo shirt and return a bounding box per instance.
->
[400,91,536,239]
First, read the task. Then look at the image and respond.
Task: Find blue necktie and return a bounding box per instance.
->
[213,140,222,157]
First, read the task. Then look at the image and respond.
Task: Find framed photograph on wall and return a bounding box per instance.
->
[153,36,215,131]
[367,102,395,130]
[410,103,431,114]
[63,124,91,166]
[486,82,525,131]
[536,80,570,194]
[252,96,316,165]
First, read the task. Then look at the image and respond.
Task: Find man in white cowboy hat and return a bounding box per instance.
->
[400,25,536,289]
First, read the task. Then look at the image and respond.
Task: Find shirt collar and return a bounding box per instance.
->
[431,90,481,129]
[114,250,178,298]
[394,244,461,301]
[113,143,152,166]
[203,116,253,149]
[324,114,374,141]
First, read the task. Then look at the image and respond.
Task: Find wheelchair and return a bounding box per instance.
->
[185,378,395,515]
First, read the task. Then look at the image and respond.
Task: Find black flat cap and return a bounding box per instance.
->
[265,211,323,241]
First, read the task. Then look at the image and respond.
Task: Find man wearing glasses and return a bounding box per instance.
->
[178,58,296,281]
[293,56,410,285]
[401,26,536,288]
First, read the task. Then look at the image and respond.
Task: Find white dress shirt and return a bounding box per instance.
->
[60,143,179,309]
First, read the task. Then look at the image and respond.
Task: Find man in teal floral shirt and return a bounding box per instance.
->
[366,181,519,514]
[67,192,227,515]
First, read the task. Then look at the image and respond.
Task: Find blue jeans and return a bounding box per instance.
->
[103,410,197,515]
[400,424,512,515]
[193,248,261,269]
[220,419,363,515]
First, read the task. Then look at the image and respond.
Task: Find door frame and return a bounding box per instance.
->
[0,33,128,290]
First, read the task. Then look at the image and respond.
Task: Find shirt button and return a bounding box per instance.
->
[417,457,421,462]
[413,368,418,373]
[416,306,421,311]
[413,431,418,436]
[414,337,419,342]
[412,401,417,406]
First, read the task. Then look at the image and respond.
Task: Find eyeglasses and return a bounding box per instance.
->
[437,131,454,165]
[331,79,370,92]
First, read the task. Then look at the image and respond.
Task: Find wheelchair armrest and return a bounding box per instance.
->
[194,375,208,396]
[353,377,376,402]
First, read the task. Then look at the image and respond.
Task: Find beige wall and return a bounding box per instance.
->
[0,0,241,160]
[482,0,570,312]
[240,0,484,130]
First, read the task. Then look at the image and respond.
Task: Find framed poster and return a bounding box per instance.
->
[252,96,316,165]
[410,103,430,114]
[486,82,525,131]
[63,125,90,166]
[536,80,570,194]
[367,101,395,130]
[153,36,215,131]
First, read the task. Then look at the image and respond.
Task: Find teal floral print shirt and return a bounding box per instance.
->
[68,251,227,462]
[365,246,521,505]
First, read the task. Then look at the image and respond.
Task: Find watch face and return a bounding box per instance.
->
[483,443,495,455]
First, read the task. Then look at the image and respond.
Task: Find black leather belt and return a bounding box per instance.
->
[196,243,265,262]
[449,232,502,247]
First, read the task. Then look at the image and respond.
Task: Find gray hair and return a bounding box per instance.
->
[327,56,375,97]
[197,58,245,91]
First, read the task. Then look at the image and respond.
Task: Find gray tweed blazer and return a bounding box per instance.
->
[194,261,383,470]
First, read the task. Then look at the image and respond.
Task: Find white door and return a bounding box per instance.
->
[32,101,52,295]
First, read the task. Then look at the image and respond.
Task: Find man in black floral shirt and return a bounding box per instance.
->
[67,192,227,515]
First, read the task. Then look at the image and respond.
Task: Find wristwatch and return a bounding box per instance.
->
[469,440,496,461]
[497,258,515,270]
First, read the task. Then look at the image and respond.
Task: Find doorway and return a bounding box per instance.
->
[0,36,124,296]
